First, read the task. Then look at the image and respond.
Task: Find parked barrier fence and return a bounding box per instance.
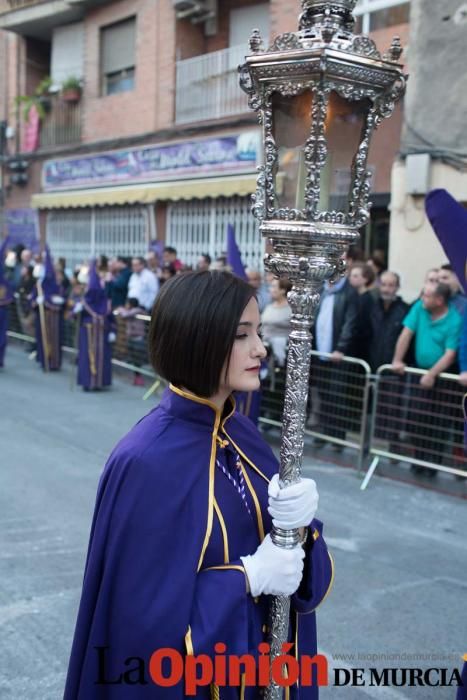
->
[7,305,466,485]
[260,350,371,472]
[361,365,467,488]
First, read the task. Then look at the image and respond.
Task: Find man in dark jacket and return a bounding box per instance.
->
[369,271,408,372]
[105,257,131,309]
[312,276,359,444]
[369,272,409,450]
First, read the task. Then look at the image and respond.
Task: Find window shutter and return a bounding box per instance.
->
[51,22,84,85]
[101,17,136,75]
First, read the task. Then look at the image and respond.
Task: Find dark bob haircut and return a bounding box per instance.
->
[149,271,256,398]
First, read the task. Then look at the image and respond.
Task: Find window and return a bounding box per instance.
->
[51,22,84,86]
[167,197,264,270]
[354,0,410,34]
[47,207,149,272]
[229,4,270,49]
[100,17,136,96]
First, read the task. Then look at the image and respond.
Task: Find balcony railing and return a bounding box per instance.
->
[175,45,249,124]
[39,97,82,148]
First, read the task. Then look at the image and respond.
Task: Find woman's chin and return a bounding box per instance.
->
[232,377,260,393]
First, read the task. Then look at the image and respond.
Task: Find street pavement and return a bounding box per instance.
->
[0,345,466,700]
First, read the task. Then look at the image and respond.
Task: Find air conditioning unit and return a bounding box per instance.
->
[173,0,217,33]
[173,0,206,18]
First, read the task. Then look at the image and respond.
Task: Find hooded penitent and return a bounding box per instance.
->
[84,261,109,316]
[425,188,467,294]
[41,245,61,299]
[0,237,14,306]
[33,245,64,371]
[0,237,14,367]
[77,260,112,390]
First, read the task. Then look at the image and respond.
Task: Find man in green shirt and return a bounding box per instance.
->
[393,282,461,383]
[391,282,462,475]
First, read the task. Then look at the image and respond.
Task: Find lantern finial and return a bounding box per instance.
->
[299,0,357,32]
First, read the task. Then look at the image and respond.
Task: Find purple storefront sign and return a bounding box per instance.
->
[42,132,260,192]
[6,209,40,250]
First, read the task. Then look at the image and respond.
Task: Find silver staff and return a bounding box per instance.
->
[239,1,406,696]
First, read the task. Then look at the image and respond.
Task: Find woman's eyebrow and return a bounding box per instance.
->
[238,321,252,327]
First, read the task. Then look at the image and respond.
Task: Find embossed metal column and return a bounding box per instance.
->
[239,1,406,696]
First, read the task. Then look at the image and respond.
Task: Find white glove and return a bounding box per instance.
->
[268,474,319,530]
[73,302,84,314]
[36,295,44,305]
[51,294,65,305]
[240,534,305,597]
[107,332,116,343]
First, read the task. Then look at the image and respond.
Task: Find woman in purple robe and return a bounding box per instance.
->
[64,271,334,699]
[0,237,14,368]
[31,246,65,371]
[74,261,114,391]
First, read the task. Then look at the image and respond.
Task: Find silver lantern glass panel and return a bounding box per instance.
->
[239,2,406,698]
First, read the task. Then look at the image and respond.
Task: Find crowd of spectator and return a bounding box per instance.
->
[4,240,466,476]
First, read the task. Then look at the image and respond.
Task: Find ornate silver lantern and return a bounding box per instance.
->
[239,1,406,697]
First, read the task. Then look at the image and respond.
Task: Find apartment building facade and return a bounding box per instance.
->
[0,0,410,271]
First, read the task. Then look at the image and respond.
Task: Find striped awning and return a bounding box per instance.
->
[31,173,269,209]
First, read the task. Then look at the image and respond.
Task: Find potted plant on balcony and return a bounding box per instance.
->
[15,76,53,122]
[61,76,82,103]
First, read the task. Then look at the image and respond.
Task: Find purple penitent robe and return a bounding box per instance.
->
[64,385,334,699]
[0,237,14,367]
[77,302,113,390]
[0,286,14,367]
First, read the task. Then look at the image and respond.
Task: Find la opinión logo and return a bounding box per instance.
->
[95,643,328,695]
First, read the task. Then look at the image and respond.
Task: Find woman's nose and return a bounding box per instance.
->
[253,337,267,359]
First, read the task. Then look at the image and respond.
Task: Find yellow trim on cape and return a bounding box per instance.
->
[168,384,236,572]
[203,564,245,573]
[214,497,229,564]
[221,427,270,484]
[185,626,194,656]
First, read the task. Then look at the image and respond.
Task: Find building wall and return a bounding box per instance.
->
[401,0,467,155]
[270,0,300,36]
[388,0,467,300]
[389,160,467,302]
[83,0,176,142]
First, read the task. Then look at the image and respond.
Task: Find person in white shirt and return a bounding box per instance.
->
[127,257,159,311]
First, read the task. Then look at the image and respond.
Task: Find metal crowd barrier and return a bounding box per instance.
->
[259,349,372,472]
[361,365,467,488]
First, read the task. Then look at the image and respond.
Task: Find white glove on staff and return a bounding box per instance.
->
[73,302,83,314]
[107,332,116,343]
[240,534,305,597]
[268,474,319,530]
[36,295,44,305]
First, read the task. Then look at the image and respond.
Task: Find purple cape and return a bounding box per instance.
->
[64,386,333,699]
[425,189,467,293]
